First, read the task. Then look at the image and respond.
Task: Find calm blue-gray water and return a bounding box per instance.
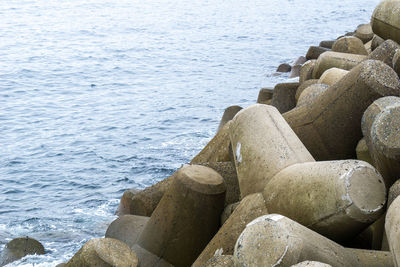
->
[0,0,380,265]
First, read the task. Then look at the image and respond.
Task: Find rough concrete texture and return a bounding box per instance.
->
[257,87,274,104]
[294,56,307,66]
[295,79,319,103]
[347,214,385,250]
[105,215,149,249]
[312,51,366,79]
[290,261,332,267]
[192,193,268,267]
[362,96,400,186]
[284,60,400,161]
[198,161,240,207]
[270,82,300,113]
[318,67,348,86]
[306,46,330,60]
[299,59,317,84]
[234,214,394,267]
[137,165,226,267]
[220,201,239,225]
[230,104,314,197]
[356,138,374,165]
[367,39,400,66]
[204,255,239,267]
[365,39,373,54]
[217,105,242,132]
[0,237,45,266]
[332,36,368,55]
[372,35,385,51]
[116,174,174,217]
[263,160,386,242]
[297,83,329,107]
[65,238,138,267]
[320,40,335,49]
[277,63,291,72]
[191,121,232,164]
[289,64,301,78]
[393,49,400,76]
[386,195,400,267]
[355,23,374,43]
[371,0,400,44]
[131,244,173,267]
[389,179,400,207]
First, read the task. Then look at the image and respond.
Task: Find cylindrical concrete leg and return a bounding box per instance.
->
[367,39,400,66]
[284,60,400,161]
[192,193,268,266]
[229,104,315,197]
[137,165,226,267]
[291,261,332,267]
[318,67,348,86]
[332,36,368,55]
[297,83,329,107]
[217,105,242,132]
[204,255,239,267]
[362,96,400,187]
[263,160,386,242]
[386,195,400,267]
[371,0,400,44]
[356,137,373,165]
[234,214,393,267]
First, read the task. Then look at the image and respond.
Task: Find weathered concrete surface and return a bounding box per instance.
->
[371,0,400,44]
[257,87,274,104]
[137,165,226,267]
[386,195,400,267]
[306,46,330,60]
[217,105,242,132]
[204,255,239,267]
[318,67,348,86]
[0,237,45,266]
[193,193,268,266]
[367,39,400,66]
[299,59,317,84]
[270,82,300,113]
[297,83,329,107]
[290,261,332,267]
[295,79,319,103]
[263,160,386,242]
[284,60,400,161]
[355,23,374,43]
[356,138,373,165]
[332,36,368,55]
[234,214,394,267]
[230,104,314,197]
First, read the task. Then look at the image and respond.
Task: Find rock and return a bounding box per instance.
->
[385,195,400,267]
[234,214,394,267]
[192,193,268,266]
[299,59,317,84]
[263,160,386,242]
[270,82,300,113]
[295,79,319,103]
[332,36,368,55]
[276,63,291,72]
[137,165,226,267]
[362,96,400,186]
[371,0,400,44]
[356,138,373,165]
[355,23,374,43]
[230,104,314,197]
[372,35,384,51]
[191,121,232,164]
[284,60,400,161]
[306,46,330,60]
[319,40,335,49]
[312,51,366,79]
[367,39,400,66]
[105,215,149,249]
[256,87,274,104]
[0,237,45,266]
[65,238,138,267]
[217,105,242,132]
[296,83,329,106]
[318,67,348,86]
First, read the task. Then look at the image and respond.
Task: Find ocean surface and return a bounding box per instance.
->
[0,0,380,265]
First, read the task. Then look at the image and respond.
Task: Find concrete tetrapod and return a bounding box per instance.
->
[296,84,329,107]
[234,215,394,267]
[311,51,366,79]
[290,261,332,267]
[137,165,226,267]
[295,79,319,103]
[0,237,45,266]
[386,195,400,267]
[192,193,268,266]
[270,82,300,113]
[229,104,315,198]
[371,0,400,44]
[332,36,368,55]
[362,96,400,187]
[318,67,348,86]
[299,60,317,84]
[263,160,386,242]
[204,255,239,267]
[367,39,400,66]
[283,60,400,161]
[216,105,242,132]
